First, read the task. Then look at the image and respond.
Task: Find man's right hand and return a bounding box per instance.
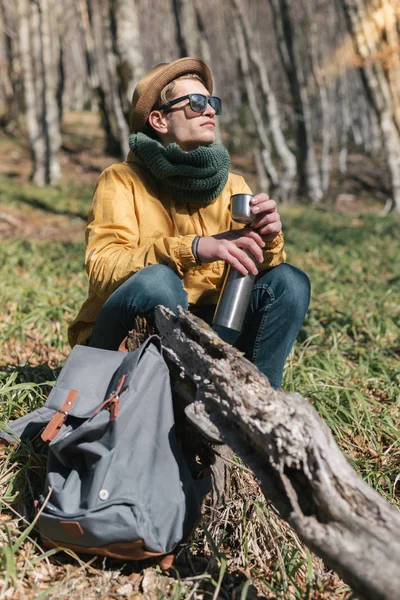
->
[196,229,265,276]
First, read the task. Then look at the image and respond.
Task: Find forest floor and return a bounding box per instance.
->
[0,114,399,599]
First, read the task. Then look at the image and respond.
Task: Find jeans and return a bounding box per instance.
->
[90,263,310,389]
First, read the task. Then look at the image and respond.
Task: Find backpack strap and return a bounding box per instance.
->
[143,334,162,353]
[41,336,162,442]
[1,336,164,448]
[106,335,163,399]
[41,389,78,442]
[0,406,60,447]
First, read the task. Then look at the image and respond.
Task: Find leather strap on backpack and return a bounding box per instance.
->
[41,390,78,442]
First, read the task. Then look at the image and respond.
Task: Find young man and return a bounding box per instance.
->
[68,57,310,388]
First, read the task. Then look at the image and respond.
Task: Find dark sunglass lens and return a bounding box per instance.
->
[210,97,222,114]
[190,94,207,112]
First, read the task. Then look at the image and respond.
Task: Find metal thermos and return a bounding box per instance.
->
[213,194,256,332]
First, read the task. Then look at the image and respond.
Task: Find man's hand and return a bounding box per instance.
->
[197,228,265,276]
[249,193,282,240]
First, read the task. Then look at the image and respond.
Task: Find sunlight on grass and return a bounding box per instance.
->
[0,193,399,598]
[282,208,400,506]
[0,173,93,219]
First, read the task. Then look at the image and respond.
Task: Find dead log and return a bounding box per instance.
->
[154,305,400,600]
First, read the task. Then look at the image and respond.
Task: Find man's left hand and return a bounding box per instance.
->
[250,193,282,241]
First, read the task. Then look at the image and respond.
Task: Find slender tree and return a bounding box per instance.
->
[17,0,61,185]
[171,0,222,143]
[0,1,22,129]
[84,0,128,157]
[339,0,400,213]
[232,6,278,191]
[232,0,296,200]
[112,0,145,114]
[271,0,323,203]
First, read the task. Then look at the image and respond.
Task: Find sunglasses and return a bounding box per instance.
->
[158,93,222,115]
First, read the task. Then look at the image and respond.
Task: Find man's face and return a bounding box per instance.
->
[156,79,217,151]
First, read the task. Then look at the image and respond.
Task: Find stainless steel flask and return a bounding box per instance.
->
[213,194,256,332]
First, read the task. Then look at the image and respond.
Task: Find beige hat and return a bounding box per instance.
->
[129,57,213,133]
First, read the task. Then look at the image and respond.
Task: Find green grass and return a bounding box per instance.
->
[282,208,400,505]
[0,239,86,348]
[0,178,399,598]
[0,171,93,220]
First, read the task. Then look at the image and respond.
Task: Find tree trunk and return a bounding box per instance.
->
[112,0,144,113]
[83,0,129,157]
[171,0,222,143]
[154,305,400,600]
[232,8,278,189]
[338,74,351,174]
[252,147,269,193]
[171,0,200,58]
[100,0,130,155]
[339,0,400,213]
[0,1,22,130]
[75,0,99,91]
[271,0,323,203]
[17,0,61,186]
[306,4,333,193]
[231,0,296,201]
[41,0,62,184]
[378,0,400,132]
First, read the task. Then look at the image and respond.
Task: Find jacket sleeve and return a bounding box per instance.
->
[229,176,286,270]
[85,167,198,299]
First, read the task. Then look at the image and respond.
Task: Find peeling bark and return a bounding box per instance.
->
[155,305,400,600]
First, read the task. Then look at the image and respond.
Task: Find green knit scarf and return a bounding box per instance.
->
[129,132,231,205]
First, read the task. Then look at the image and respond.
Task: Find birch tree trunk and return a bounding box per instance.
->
[112,0,144,113]
[100,0,130,155]
[306,4,333,193]
[89,0,129,157]
[232,0,296,200]
[339,0,400,213]
[338,74,351,174]
[252,147,269,193]
[41,0,62,184]
[75,0,99,92]
[155,305,400,600]
[378,0,400,132]
[171,0,201,59]
[17,0,61,186]
[171,0,222,143]
[0,1,22,129]
[60,0,88,113]
[271,0,323,203]
[232,9,278,190]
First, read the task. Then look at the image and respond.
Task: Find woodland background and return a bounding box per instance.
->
[1,0,400,209]
[0,1,399,599]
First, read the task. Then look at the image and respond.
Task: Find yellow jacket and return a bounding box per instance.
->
[68,153,286,346]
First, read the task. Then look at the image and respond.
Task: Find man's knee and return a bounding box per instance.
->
[257,263,311,316]
[123,264,188,312]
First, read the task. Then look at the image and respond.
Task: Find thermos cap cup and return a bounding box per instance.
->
[231,193,254,224]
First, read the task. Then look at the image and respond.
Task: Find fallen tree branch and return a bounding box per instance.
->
[155,305,400,600]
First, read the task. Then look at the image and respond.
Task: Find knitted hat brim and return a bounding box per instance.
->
[130,57,213,133]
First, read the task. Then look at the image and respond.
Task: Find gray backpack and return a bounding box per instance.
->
[3,336,209,567]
